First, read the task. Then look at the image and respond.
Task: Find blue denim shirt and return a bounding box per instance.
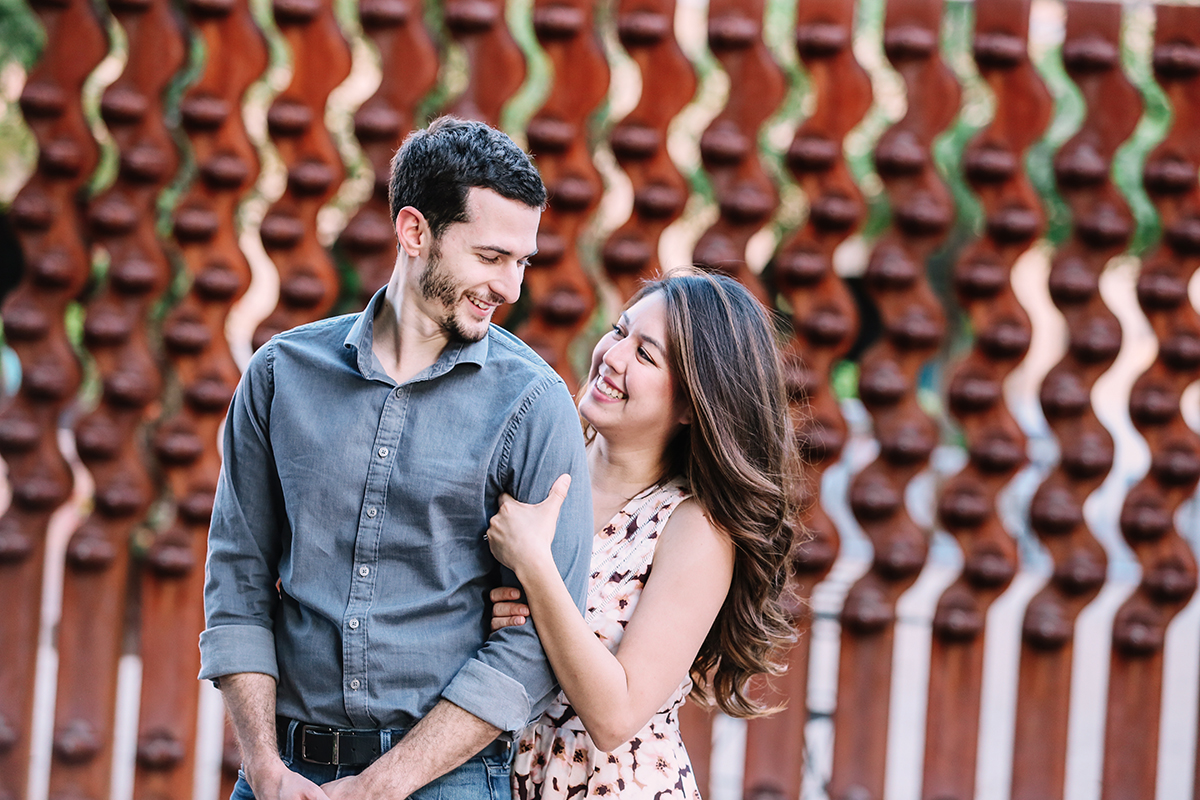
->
[198,289,592,733]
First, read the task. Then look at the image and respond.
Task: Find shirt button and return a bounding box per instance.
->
[350,679,360,690]
[378,447,389,458]
[394,388,403,398]
[366,507,377,518]
[348,618,359,630]
[358,566,370,577]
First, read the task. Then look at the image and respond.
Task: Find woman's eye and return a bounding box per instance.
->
[637,346,654,363]
[611,324,625,338]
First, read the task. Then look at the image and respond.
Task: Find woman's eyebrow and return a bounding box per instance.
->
[639,333,665,354]
[623,315,664,354]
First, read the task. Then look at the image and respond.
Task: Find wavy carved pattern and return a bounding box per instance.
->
[133,2,267,798]
[691,0,785,301]
[1011,4,1139,798]
[0,2,107,796]
[339,0,438,309]
[602,0,697,301]
[830,1,960,798]
[920,3,1051,799]
[1101,8,1200,799]
[516,0,609,386]
[3,2,1200,797]
[251,0,351,349]
[742,2,872,798]
[442,0,525,125]
[46,2,185,797]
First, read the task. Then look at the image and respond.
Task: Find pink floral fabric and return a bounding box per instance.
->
[511,479,702,799]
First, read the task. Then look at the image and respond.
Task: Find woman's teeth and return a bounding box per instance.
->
[597,379,626,400]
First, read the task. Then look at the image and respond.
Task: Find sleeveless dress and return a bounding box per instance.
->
[511,479,703,800]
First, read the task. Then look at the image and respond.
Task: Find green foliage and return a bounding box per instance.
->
[0,1,40,206]
[0,0,42,70]
[830,360,860,403]
[1116,6,1170,255]
[500,0,551,139]
[843,0,892,241]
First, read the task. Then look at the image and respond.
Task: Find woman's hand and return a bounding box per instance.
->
[486,473,571,576]
[489,586,531,631]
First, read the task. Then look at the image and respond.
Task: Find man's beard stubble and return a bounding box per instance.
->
[418,240,485,344]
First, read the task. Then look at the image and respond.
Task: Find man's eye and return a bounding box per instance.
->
[480,253,500,264]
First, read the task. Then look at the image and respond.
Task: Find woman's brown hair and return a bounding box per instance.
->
[630,267,802,718]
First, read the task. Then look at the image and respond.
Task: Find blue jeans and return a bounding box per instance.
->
[231,722,512,800]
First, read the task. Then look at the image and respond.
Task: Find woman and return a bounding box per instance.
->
[484,269,801,799]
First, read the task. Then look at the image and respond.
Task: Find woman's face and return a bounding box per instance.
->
[579,292,690,447]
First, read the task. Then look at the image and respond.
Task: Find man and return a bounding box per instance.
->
[199,117,592,800]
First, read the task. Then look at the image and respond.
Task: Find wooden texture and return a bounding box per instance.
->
[0,2,1196,798]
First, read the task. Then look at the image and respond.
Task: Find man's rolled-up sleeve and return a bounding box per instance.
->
[198,342,285,682]
[440,377,592,732]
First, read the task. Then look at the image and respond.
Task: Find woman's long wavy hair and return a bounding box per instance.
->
[624,268,802,718]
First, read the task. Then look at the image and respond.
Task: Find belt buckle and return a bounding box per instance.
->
[301,725,339,765]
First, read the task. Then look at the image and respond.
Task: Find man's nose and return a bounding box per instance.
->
[494,261,523,305]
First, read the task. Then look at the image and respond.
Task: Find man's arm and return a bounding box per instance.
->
[200,343,285,682]
[220,672,329,800]
[438,376,593,728]
[201,346,296,794]
[326,377,590,800]
[322,700,500,800]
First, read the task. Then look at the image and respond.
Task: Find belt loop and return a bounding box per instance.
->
[281,718,297,761]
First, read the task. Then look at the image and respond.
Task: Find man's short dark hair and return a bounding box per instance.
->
[388,117,547,240]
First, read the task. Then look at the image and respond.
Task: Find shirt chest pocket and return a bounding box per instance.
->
[383,440,501,548]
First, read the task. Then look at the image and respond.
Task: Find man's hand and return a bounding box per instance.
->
[219,673,329,800]
[245,757,330,800]
[332,700,500,799]
[321,774,369,800]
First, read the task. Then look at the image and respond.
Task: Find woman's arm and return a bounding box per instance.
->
[486,483,733,752]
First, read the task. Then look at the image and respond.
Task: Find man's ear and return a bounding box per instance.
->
[396,206,429,258]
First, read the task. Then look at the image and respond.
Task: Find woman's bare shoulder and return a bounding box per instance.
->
[656,497,733,564]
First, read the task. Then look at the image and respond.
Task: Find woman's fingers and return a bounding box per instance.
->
[491,614,527,632]
[489,586,522,602]
[493,601,530,617]
[487,587,530,633]
[488,587,530,631]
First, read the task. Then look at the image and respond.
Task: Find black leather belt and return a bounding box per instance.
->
[277,717,510,766]
[278,718,385,766]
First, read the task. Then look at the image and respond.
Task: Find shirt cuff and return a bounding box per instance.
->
[198,624,278,682]
[441,658,532,733]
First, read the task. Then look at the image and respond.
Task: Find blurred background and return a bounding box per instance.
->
[1,0,1198,799]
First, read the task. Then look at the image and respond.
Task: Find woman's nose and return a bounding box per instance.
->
[600,337,631,372]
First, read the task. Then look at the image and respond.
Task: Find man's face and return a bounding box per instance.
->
[413,188,541,343]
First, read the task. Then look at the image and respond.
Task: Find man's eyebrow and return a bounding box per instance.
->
[474,244,539,260]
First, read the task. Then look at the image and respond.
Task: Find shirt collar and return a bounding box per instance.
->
[344,286,491,382]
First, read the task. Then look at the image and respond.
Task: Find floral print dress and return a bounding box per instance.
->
[511,479,702,800]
